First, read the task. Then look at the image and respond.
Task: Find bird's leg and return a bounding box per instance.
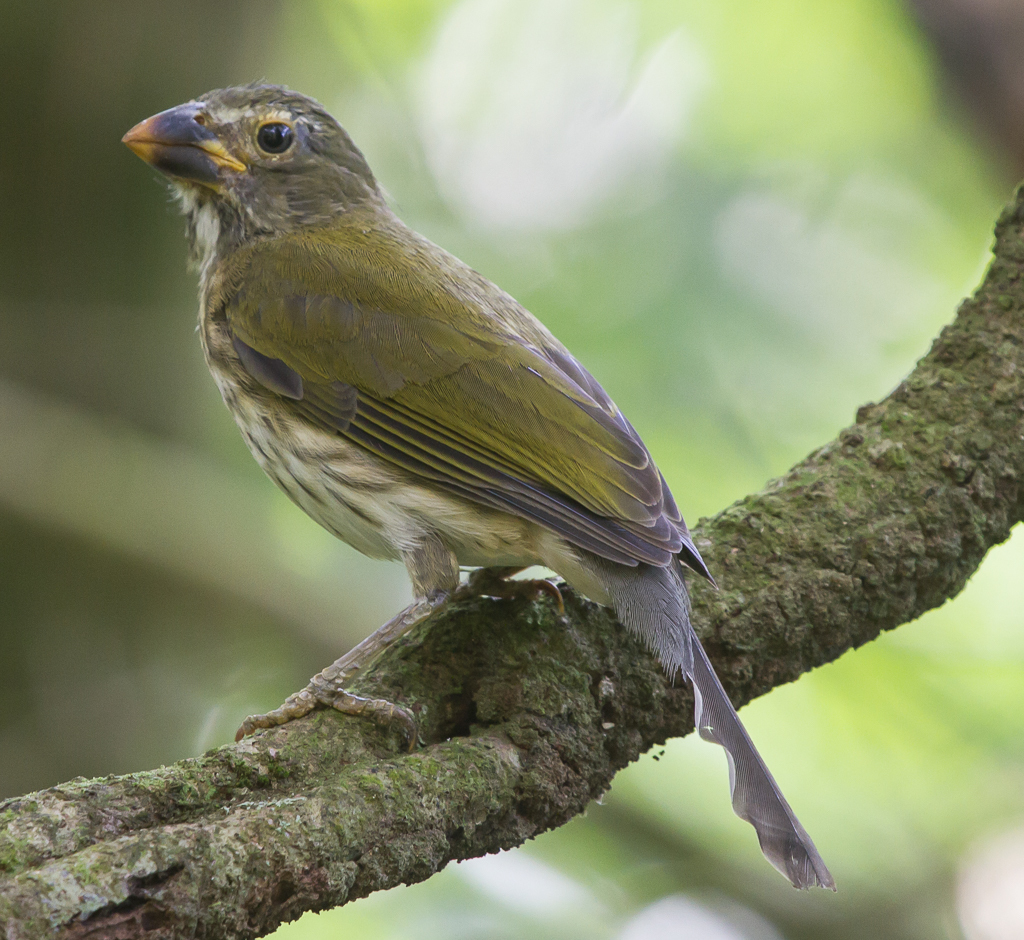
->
[462,565,565,614]
[234,551,563,747]
[235,536,460,747]
[235,591,451,746]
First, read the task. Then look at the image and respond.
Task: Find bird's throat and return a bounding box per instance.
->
[174,185,223,287]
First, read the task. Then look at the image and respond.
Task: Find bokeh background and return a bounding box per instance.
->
[3,0,1024,937]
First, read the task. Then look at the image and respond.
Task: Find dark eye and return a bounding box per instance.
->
[256,123,293,154]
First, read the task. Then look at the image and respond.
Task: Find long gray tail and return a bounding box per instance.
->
[690,624,834,888]
[596,558,835,890]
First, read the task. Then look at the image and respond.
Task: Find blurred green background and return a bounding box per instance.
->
[2,0,1024,937]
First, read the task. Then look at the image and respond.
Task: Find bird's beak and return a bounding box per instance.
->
[123,103,246,185]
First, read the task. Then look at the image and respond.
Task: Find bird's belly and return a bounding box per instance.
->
[218,377,543,569]
[234,402,398,560]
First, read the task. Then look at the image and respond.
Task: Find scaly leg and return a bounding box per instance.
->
[236,535,462,747]
[235,591,449,746]
[235,553,563,746]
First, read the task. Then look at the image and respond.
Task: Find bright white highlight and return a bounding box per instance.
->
[959,826,1024,940]
[417,0,708,231]
[455,849,596,915]
[618,894,784,940]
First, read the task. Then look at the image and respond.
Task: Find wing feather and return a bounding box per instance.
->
[219,225,708,575]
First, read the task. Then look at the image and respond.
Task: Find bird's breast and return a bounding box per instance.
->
[199,315,545,570]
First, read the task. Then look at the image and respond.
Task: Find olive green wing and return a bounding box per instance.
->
[220,227,709,575]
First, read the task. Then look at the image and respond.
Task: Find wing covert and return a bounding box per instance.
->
[221,228,707,574]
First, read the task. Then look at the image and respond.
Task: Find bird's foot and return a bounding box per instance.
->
[235,591,450,748]
[235,685,418,750]
[462,565,565,614]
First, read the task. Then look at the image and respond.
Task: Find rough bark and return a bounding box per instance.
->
[4,187,1024,939]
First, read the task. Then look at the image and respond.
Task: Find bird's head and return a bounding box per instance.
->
[123,84,381,270]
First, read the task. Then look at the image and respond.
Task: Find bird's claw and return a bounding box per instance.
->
[235,680,418,750]
[235,688,319,741]
[323,689,418,751]
[463,566,565,614]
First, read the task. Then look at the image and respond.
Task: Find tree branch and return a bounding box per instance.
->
[4,188,1024,939]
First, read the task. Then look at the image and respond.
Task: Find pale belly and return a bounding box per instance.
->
[214,367,546,570]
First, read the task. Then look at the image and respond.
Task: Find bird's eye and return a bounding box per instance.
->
[256,123,293,154]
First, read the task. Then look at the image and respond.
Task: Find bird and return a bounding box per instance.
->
[123,83,834,890]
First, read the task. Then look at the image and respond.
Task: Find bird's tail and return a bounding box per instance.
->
[690,622,835,889]
[600,558,835,890]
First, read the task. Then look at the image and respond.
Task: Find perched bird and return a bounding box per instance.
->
[123,83,833,890]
